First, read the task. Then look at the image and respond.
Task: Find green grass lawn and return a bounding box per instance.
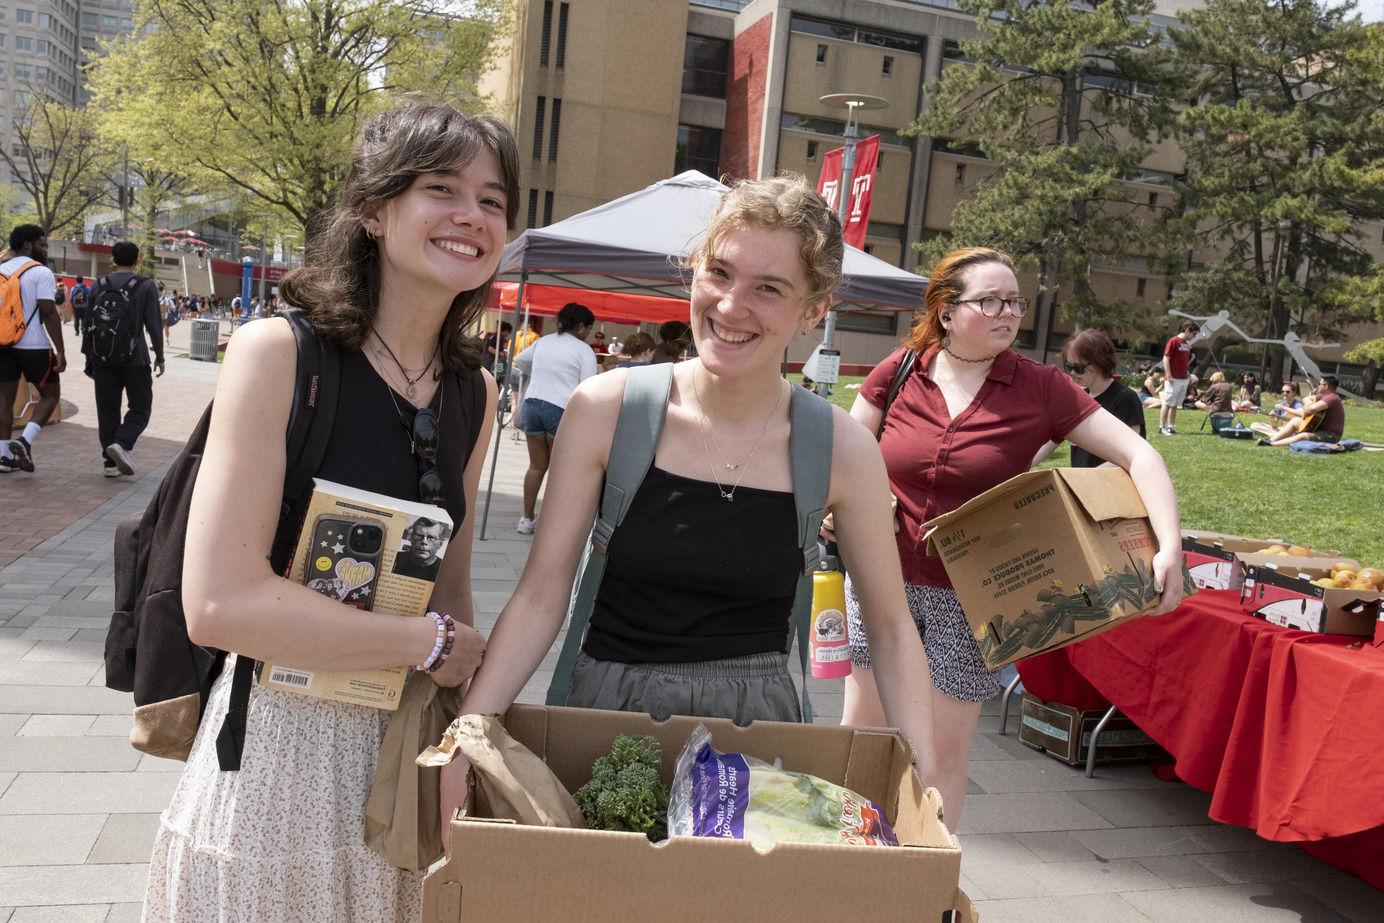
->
[825,375,1384,567]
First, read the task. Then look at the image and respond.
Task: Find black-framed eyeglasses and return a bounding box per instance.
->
[1063,362,1088,375]
[411,408,446,506]
[951,296,1030,318]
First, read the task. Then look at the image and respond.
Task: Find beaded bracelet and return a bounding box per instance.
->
[417,611,457,673]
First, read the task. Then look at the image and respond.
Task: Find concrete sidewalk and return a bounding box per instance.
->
[1,338,1380,921]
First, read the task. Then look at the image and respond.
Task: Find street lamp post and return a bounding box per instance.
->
[815,93,888,398]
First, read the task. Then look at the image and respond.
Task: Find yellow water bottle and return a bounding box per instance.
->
[810,556,851,679]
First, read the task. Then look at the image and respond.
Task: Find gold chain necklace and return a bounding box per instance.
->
[693,372,786,502]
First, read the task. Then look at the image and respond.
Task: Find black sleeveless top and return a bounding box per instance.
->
[582,466,801,663]
[313,350,483,528]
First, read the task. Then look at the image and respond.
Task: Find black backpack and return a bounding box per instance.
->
[85,275,145,365]
[104,309,340,771]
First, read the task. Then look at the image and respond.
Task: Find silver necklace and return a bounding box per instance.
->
[371,330,439,400]
[693,372,786,502]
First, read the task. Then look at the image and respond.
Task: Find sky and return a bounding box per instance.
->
[1360,0,1383,22]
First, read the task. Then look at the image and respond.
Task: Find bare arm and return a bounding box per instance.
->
[453,372,623,714]
[827,407,936,781]
[1066,409,1184,613]
[37,300,64,371]
[182,318,436,671]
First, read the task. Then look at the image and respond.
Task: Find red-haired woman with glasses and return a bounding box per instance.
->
[839,247,1183,830]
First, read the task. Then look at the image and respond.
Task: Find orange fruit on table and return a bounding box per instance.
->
[1264,544,1288,555]
[1287,545,1312,557]
[1348,581,1378,591]
[1334,569,1358,585]
[1355,567,1383,588]
[1331,561,1355,576]
[1312,577,1339,589]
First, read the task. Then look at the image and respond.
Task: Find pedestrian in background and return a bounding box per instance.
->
[85,241,165,478]
[1159,319,1199,434]
[0,224,64,474]
[511,302,597,534]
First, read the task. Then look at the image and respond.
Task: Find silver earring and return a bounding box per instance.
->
[942,332,951,349]
[364,226,378,241]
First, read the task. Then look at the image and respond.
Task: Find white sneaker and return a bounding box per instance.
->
[105,443,134,475]
[516,516,536,535]
[103,463,121,478]
[0,457,14,474]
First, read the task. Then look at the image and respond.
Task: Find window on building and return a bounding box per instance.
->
[17,9,33,24]
[540,0,553,67]
[942,39,971,62]
[1148,191,1158,207]
[37,39,49,53]
[882,55,893,76]
[682,34,729,98]
[836,311,898,335]
[38,12,50,27]
[815,44,827,64]
[806,140,818,160]
[527,189,539,228]
[1136,278,1147,298]
[953,163,965,186]
[15,63,31,79]
[675,124,721,176]
[0,34,6,49]
[556,2,569,69]
[548,98,561,162]
[16,36,31,50]
[532,96,546,161]
[544,190,554,225]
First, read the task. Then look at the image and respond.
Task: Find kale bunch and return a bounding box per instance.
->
[574,734,669,841]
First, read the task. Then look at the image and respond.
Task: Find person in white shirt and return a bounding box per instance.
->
[510,302,596,534]
[0,225,64,474]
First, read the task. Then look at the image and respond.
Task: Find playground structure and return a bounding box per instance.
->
[1167,309,1358,398]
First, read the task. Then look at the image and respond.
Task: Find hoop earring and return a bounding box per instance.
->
[364,226,379,241]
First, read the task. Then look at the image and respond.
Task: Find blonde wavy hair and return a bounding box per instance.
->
[687,174,843,307]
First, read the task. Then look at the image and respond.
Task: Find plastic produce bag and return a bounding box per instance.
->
[667,725,898,848]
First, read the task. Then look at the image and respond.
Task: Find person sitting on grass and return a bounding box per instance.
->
[1194,371,1234,413]
[1251,376,1346,446]
[1269,381,1302,421]
[1139,367,1164,408]
[1233,372,1262,412]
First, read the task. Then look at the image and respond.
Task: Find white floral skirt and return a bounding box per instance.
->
[143,656,422,922]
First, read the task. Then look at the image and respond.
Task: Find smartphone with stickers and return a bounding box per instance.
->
[302,516,385,610]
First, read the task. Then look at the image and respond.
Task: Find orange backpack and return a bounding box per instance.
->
[0,258,42,347]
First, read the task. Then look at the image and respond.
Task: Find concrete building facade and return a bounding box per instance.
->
[485,0,1383,379]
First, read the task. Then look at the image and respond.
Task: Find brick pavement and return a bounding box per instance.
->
[2,336,1382,920]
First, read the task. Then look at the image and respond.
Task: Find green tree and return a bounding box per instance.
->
[1166,0,1384,383]
[912,0,1178,353]
[87,0,510,244]
[0,101,116,237]
[1344,337,1383,399]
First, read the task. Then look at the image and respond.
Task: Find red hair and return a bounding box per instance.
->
[905,247,1015,353]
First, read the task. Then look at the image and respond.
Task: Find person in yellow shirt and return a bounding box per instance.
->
[513,316,542,354]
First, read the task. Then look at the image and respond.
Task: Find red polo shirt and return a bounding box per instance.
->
[863,346,1100,587]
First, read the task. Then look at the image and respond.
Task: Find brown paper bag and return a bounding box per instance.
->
[364,672,462,871]
[416,713,584,829]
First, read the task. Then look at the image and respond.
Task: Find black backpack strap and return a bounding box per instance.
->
[216,309,339,771]
[877,349,918,439]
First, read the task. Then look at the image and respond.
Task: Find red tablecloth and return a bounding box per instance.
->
[1018,589,1384,889]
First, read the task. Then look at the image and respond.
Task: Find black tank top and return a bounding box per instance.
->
[582,466,800,663]
[313,350,482,528]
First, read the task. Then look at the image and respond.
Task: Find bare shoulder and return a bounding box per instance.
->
[222,315,298,375]
[829,402,880,466]
[560,367,630,452]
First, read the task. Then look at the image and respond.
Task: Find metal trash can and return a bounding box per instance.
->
[190,318,220,362]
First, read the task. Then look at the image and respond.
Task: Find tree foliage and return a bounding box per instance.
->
[912,0,1177,342]
[1165,0,1384,363]
[87,0,511,243]
[0,101,116,237]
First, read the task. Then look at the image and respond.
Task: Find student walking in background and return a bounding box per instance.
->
[0,224,64,474]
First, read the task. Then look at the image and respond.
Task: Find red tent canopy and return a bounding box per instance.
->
[490,281,688,326]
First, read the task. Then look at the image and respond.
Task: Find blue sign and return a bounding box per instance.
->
[240,258,254,323]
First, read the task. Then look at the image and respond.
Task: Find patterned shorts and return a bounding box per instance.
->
[845,575,1002,703]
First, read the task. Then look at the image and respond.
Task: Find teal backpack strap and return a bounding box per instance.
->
[546,363,675,706]
[788,385,833,722]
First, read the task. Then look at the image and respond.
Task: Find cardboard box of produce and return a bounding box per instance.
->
[1240,564,1382,636]
[1018,693,1168,766]
[422,705,978,923]
[1181,531,1352,588]
[924,467,1191,670]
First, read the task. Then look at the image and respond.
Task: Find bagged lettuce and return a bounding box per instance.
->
[667,725,898,848]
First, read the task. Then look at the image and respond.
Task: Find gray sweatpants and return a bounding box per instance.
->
[568,650,802,725]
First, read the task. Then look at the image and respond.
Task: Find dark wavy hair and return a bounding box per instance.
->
[280,101,520,372]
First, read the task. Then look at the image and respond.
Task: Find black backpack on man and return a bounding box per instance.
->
[84,274,146,365]
[103,309,339,770]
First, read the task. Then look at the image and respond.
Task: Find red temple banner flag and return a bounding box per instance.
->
[816,134,880,250]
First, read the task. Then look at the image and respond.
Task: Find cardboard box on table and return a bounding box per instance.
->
[1182,530,1353,592]
[1240,563,1381,636]
[1018,693,1168,766]
[257,479,451,709]
[422,705,979,922]
[923,467,1187,670]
